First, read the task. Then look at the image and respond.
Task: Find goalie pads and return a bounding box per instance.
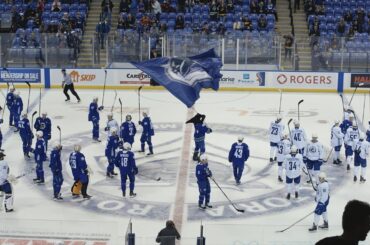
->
[71,181,82,195]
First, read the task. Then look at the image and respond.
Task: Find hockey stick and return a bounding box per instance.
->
[118,98,123,125]
[26,82,31,114]
[349,83,364,106]
[298,99,304,121]
[138,86,143,122]
[339,93,345,119]
[324,148,333,163]
[38,87,41,117]
[278,89,283,114]
[303,164,317,191]
[57,125,61,145]
[111,90,117,112]
[101,69,107,108]
[31,111,37,134]
[287,118,293,141]
[276,211,314,232]
[362,93,366,123]
[138,173,161,181]
[1,82,9,119]
[210,177,245,213]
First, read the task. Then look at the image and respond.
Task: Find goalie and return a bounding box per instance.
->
[0,152,14,212]
[69,145,92,199]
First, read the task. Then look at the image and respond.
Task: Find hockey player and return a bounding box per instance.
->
[0,152,14,212]
[139,112,155,155]
[6,87,15,126]
[343,105,354,121]
[105,113,119,137]
[196,154,212,209]
[269,115,284,163]
[283,145,305,199]
[120,114,136,145]
[34,112,52,151]
[105,127,119,178]
[228,136,249,185]
[304,134,324,184]
[115,142,138,197]
[192,116,212,161]
[18,112,33,158]
[49,144,63,200]
[11,91,23,132]
[331,120,344,165]
[340,114,354,134]
[88,97,103,142]
[366,121,370,143]
[353,134,370,182]
[309,172,330,232]
[291,120,307,154]
[69,145,91,199]
[344,123,360,171]
[276,133,291,182]
[33,131,47,184]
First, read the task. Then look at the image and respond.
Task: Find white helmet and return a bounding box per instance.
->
[199,154,208,162]
[318,172,326,180]
[312,133,318,139]
[334,120,340,125]
[93,97,98,102]
[54,143,62,149]
[238,136,244,141]
[352,123,358,128]
[110,127,117,134]
[74,144,81,152]
[276,114,282,121]
[283,133,289,139]
[359,133,365,140]
[36,131,43,138]
[42,112,47,116]
[293,120,300,127]
[107,112,113,118]
[126,114,132,121]
[143,112,148,117]
[123,142,131,150]
[290,145,298,154]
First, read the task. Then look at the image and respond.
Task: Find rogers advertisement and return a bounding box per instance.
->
[266,72,338,89]
[350,74,370,88]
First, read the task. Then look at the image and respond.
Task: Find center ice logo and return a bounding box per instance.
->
[24,122,346,220]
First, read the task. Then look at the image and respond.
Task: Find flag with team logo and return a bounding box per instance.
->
[132,49,223,108]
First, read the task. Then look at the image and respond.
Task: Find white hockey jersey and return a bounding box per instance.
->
[344,127,359,147]
[276,139,291,162]
[331,126,344,147]
[106,119,119,137]
[305,141,324,161]
[0,160,9,185]
[283,153,305,179]
[269,121,284,143]
[359,140,370,160]
[291,127,307,149]
[316,181,330,204]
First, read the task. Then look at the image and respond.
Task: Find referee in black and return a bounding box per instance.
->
[61,69,81,102]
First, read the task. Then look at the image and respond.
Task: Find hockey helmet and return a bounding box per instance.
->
[107,112,113,118]
[352,123,358,129]
[290,145,298,154]
[110,127,118,134]
[318,172,326,181]
[283,133,289,139]
[126,114,132,121]
[93,97,98,102]
[54,143,62,150]
[359,133,365,140]
[199,154,208,162]
[123,142,132,150]
[293,120,300,127]
[36,131,43,138]
[9,87,15,92]
[238,136,244,141]
[276,114,282,122]
[143,111,148,117]
[74,144,81,152]
[334,120,340,125]
[312,133,318,139]
[42,112,47,116]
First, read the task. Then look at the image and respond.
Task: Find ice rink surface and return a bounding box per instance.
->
[0,88,370,245]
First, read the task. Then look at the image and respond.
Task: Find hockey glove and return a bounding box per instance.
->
[98,106,104,111]
[208,128,213,133]
[104,127,109,131]
[138,121,142,125]
[0,119,3,124]
[8,174,18,185]
[134,167,138,175]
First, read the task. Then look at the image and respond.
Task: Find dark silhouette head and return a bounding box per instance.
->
[342,200,370,241]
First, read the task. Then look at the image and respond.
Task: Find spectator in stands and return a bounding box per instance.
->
[352,20,359,33]
[117,16,125,29]
[60,12,71,30]
[233,18,243,31]
[344,10,352,23]
[347,26,355,40]
[258,14,267,30]
[192,22,200,33]
[226,0,234,13]
[51,0,61,12]
[127,13,136,29]
[101,0,114,25]
[96,20,110,49]
[209,0,219,21]
[130,0,138,15]
[140,15,152,32]
[11,6,23,32]
[201,22,210,35]
[304,0,314,16]
[294,52,300,71]
[119,0,130,13]
[250,0,258,13]
[27,32,40,48]
[283,34,293,61]
[175,15,185,30]
[37,0,45,14]
[138,0,145,12]
[316,200,370,245]
[156,220,181,245]
[311,44,327,71]
[151,0,162,20]
[217,22,226,35]
[337,18,346,37]
[218,1,227,21]
[159,22,167,34]
[243,16,253,31]
[71,12,85,31]
[24,4,37,24]
[257,0,265,14]
[309,24,320,37]
[161,0,174,13]
[68,31,81,60]
[356,8,366,29]
[314,5,324,16]
[266,0,278,21]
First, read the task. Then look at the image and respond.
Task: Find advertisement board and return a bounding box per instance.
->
[49,69,150,87]
[265,72,338,89]
[350,73,370,88]
[220,71,265,87]
[0,68,41,83]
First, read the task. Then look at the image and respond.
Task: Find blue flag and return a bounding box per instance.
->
[132,49,223,108]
